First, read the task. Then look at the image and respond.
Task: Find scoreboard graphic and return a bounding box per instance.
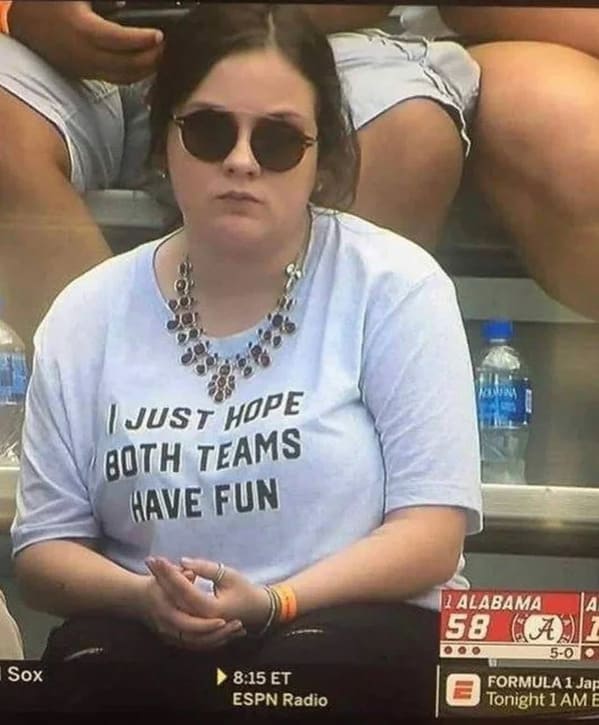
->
[440,590,599,661]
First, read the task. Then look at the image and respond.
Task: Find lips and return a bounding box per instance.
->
[218,191,261,202]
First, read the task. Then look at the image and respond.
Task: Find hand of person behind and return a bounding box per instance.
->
[8,1,164,83]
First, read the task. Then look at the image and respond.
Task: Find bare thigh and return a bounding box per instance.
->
[0,86,70,192]
[465,41,599,317]
[352,97,463,248]
[467,41,599,221]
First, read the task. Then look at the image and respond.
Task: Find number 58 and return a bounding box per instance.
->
[444,613,490,640]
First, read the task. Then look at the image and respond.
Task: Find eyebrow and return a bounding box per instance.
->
[179,101,310,123]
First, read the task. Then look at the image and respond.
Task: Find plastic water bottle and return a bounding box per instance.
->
[475,320,532,484]
[0,306,28,464]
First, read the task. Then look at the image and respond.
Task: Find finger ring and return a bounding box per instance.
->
[214,562,226,586]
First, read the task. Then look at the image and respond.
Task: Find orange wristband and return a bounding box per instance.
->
[0,1,13,35]
[271,584,297,623]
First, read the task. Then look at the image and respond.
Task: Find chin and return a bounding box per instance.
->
[209,215,271,251]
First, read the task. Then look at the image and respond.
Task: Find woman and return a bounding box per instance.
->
[11,4,482,713]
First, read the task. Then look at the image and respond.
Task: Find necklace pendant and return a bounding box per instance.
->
[207,372,235,403]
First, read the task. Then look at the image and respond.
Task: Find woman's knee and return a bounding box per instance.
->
[358,98,463,185]
[469,42,599,219]
[353,99,463,245]
[0,87,70,193]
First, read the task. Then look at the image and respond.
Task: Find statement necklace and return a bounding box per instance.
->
[166,229,310,403]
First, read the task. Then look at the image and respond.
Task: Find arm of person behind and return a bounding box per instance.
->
[283,267,482,615]
[440,6,599,58]
[7,0,163,82]
[296,4,395,34]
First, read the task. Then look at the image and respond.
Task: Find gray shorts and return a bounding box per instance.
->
[329,28,480,155]
[0,34,153,193]
[0,27,479,194]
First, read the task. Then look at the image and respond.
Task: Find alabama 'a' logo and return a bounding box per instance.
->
[511,613,576,644]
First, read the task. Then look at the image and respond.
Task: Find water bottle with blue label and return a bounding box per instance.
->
[0,304,28,464]
[475,319,532,484]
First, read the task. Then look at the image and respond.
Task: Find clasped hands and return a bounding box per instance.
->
[141,556,271,651]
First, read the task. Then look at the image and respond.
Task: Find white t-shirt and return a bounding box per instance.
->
[11,209,482,610]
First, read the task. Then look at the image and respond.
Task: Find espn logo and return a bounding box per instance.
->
[446,674,481,707]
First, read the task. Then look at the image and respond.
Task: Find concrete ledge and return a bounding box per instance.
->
[455,278,595,324]
[482,483,599,527]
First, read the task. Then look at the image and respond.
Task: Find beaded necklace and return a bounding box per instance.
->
[166,219,310,402]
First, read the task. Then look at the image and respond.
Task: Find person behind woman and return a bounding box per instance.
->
[438,6,599,320]
[0,589,23,659]
[11,4,482,713]
[0,2,479,353]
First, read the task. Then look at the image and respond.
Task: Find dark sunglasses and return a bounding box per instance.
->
[172,108,317,172]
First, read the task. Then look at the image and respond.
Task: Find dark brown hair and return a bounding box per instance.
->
[147,3,360,210]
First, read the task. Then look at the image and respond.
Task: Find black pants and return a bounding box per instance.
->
[39,602,440,715]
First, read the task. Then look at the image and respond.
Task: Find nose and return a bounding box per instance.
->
[222,127,260,176]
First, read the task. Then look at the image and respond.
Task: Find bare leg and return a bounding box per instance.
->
[0,88,112,351]
[351,98,464,250]
[467,41,599,320]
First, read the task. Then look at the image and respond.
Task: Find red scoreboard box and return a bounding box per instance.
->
[439,590,599,661]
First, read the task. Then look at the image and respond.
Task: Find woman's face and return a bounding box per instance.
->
[166,47,319,255]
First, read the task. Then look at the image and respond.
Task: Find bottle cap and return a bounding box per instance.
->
[482,319,513,342]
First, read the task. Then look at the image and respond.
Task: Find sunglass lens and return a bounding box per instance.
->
[180,109,236,162]
[252,119,307,172]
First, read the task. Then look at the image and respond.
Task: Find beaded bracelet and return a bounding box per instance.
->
[0,1,12,35]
